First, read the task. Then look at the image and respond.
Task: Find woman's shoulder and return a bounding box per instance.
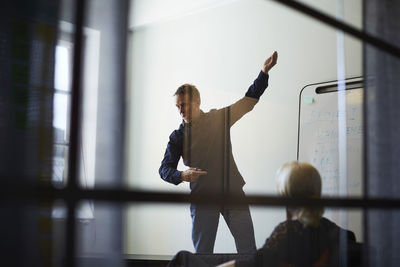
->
[319,217,356,241]
[263,220,303,249]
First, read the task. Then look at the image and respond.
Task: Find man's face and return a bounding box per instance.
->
[175,93,200,123]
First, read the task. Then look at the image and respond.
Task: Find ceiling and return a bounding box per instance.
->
[129,0,239,29]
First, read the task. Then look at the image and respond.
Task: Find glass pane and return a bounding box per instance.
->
[54,45,71,92]
[53,92,69,140]
[367,209,400,266]
[125,0,363,196]
[52,200,67,266]
[124,203,365,266]
[53,42,71,188]
[52,200,124,267]
[293,0,363,30]
[71,0,125,188]
[125,0,365,265]
[52,92,70,187]
[75,201,125,267]
[52,144,68,187]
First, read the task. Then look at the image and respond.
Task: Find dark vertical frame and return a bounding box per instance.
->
[66,0,86,266]
[361,1,370,266]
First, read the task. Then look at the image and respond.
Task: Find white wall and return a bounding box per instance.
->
[124,0,362,256]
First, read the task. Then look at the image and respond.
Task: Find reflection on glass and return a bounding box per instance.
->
[75,202,123,267]
[52,45,71,187]
[52,144,68,186]
[53,93,69,135]
[54,45,70,92]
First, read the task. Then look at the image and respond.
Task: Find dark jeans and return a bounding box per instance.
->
[190,191,256,253]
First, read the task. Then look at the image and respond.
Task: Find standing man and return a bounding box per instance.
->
[159,51,278,254]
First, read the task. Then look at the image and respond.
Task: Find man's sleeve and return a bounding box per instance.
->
[159,131,183,185]
[227,71,270,126]
[245,71,269,99]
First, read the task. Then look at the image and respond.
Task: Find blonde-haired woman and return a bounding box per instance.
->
[276,161,324,227]
[232,161,357,267]
[168,161,357,267]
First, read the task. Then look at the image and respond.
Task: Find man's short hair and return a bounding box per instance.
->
[174,84,200,102]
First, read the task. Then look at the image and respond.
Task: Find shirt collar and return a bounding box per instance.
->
[183,110,204,127]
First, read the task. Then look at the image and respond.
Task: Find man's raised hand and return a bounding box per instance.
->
[263,51,278,74]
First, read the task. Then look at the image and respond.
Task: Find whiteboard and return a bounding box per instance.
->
[297,77,363,240]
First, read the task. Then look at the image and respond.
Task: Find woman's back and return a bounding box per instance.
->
[255,217,356,267]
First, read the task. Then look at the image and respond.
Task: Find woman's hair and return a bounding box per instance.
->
[276,161,324,227]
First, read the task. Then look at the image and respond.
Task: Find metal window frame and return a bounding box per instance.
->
[10,0,398,266]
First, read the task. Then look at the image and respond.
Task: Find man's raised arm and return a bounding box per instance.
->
[229,51,278,125]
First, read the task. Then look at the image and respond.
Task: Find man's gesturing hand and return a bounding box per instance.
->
[262,51,278,74]
[180,168,208,182]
